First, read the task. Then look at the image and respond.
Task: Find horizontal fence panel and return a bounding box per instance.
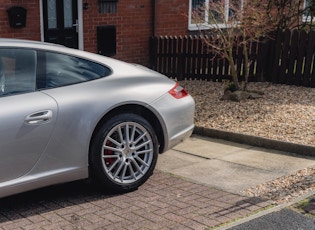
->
[150,30,315,88]
[150,35,264,82]
[269,29,315,87]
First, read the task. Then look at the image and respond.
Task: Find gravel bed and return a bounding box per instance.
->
[180,80,315,146]
[243,167,315,204]
[179,80,315,204]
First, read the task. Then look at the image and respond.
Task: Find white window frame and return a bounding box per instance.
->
[303,0,315,22]
[188,0,243,31]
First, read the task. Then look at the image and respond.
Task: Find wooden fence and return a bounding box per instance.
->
[149,30,315,87]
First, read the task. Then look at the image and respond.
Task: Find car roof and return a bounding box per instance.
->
[0,38,63,48]
[0,38,103,63]
[0,38,163,78]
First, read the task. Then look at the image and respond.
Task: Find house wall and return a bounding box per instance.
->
[83,0,154,65]
[83,0,189,65]
[0,0,189,66]
[155,0,188,36]
[0,1,41,41]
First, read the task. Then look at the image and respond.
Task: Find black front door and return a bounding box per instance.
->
[43,0,78,48]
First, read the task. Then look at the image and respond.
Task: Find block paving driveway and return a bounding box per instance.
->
[0,171,271,230]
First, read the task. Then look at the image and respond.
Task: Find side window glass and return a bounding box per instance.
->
[45,52,110,88]
[0,49,36,97]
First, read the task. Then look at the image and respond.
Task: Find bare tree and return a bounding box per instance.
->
[192,0,275,91]
[265,0,315,31]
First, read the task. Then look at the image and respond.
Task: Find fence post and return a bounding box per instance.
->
[268,29,283,83]
[149,36,157,70]
[177,36,184,81]
[256,37,266,82]
[310,31,315,87]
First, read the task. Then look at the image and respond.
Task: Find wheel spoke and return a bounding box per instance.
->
[134,132,147,145]
[103,145,122,153]
[128,164,136,180]
[120,164,128,182]
[130,125,136,143]
[118,125,124,143]
[106,136,122,147]
[135,140,151,150]
[113,160,125,179]
[103,154,119,159]
[130,158,144,175]
[135,155,150,167]
[107,157,121,172]
[136,149,152,155]
[125,123,130,143]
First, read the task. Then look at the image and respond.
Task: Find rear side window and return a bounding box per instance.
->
[0,49,36,96]
[41,51,110,88]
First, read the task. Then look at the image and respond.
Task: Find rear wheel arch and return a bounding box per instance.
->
[89,104,166,156]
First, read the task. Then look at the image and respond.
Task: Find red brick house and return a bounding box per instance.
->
[0,0,189,66]
[1,1,312,67]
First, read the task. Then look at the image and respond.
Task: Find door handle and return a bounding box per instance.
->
[25,110,53,125]
[73,19,78,33]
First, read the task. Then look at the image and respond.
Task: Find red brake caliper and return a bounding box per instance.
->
[104,140,115,166]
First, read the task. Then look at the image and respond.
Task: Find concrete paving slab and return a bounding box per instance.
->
[156,149,204,171]
[157,135,315,195]
[173,135,251,158]
[219,147,315,173]
[158,156,276,194]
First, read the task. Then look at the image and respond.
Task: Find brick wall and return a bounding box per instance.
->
[0,1,40,41]
[0,0,189,66]
[84,0,189,65]
[83,0,154,65]
[155,0,188,36]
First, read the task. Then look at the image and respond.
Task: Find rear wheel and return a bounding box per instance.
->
[90,113,158,192]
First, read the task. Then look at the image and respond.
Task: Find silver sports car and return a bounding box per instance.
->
[0,39,195,198]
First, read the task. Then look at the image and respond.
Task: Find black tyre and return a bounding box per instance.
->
[90,113,158,192]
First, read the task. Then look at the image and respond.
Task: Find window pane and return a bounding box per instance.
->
[48,0,57,29]
[45,52,110,88]
[189,0,244,28]
[304,0,315,17]
[0,49,36,96]
[192,0,205,8]
[208,0,225,24]
[64,0,73,28]
[228,0,242,21]
[191,0,206,24]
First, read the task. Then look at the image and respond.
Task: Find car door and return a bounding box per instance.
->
[0,49,58,182]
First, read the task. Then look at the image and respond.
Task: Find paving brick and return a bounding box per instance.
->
[195,206,222,216]
[1,222,28,230]
[0,171,271,230]
[175,205,200,215]
[153,206,181,216]
[115,211,147,223]
[40,211,66,223]
[26,214,47,224]
[181,220,209,230]
[166,223,194,230]
[192,215,221,227]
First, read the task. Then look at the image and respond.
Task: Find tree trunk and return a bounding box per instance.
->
[243,33,250,91]
[227,47,241,90]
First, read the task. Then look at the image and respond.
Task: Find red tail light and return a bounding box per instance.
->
[168,82,189,99]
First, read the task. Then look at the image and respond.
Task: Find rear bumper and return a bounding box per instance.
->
[149,93,195,153]
[168,124,194,150]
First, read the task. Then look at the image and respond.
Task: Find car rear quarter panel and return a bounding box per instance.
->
[37,75,176,173]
